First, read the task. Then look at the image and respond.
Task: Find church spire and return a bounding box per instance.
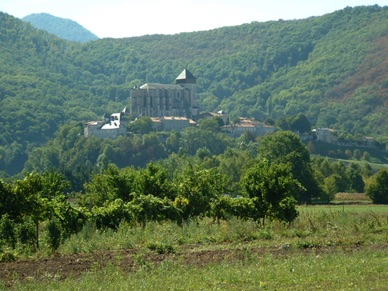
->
[176,68,196,84]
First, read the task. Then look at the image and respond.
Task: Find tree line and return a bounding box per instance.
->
[2,130,386,255]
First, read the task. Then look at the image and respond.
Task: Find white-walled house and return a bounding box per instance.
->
[84,111,127,139]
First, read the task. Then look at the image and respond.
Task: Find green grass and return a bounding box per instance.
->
[333,192,372,203]
[11,247,388,290]
[298,204,388,213]
[63,204,387,251]
[3,204,388,290]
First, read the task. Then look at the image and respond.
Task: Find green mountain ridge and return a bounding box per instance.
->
[23,13,99,42]
[0,5,387,177]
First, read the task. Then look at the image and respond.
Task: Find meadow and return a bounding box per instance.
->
[1,197,387,290]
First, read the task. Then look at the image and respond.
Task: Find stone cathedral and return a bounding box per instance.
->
[129,68,199,119]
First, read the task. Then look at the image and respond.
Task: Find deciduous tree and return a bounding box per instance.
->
[366,169,388,204]
[173,164,228,222]
[258,131,322,203]
[241,159,301,225]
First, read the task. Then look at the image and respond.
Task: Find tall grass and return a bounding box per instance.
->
[55,204,387,256]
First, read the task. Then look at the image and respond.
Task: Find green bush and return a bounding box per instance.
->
[16,219,37,251]
[0,214,16,249]
[0,251,16,262]
[46,219,62,251]
[147,242,175,254]
[366,169,388,204]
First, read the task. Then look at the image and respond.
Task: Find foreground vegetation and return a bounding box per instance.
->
[2,131,386,256]
[1,203,387,290]
[1,131,387,258]
[1,130,386,289]
[10,248,388,290]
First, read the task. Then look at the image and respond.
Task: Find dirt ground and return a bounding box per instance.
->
[1,247,231,287]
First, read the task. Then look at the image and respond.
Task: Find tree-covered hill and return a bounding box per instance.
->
[23,13,99,42]
[0,5,387,177]
[69,5,387,139]
[0,13,115,175]
[220,6,388,138]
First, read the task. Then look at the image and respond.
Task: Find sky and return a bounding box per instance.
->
[1,0,387,38]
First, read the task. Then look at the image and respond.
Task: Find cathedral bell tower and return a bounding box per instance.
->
[175,68,198,117]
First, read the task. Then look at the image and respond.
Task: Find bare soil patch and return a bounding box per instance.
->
[2,243,385,287]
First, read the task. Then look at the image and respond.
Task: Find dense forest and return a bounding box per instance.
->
[0,5,387,181]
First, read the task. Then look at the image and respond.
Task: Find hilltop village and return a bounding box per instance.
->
[84,68,278,139]
[83,68,381,150]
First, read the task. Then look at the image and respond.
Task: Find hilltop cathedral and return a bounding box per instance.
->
[129,68,199,119]
[84,68,200,138]
[84,68,277,139]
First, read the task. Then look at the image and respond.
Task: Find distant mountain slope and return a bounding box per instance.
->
[0,6,387,177]
[69,5,387,139]
[23,13,99,42]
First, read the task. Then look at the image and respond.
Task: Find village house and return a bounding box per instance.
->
[222,118,276,137]
[84,69,278,139]
[84,110,127,139]
[195,111,229,124]
[312,128,338,144]
[151,116,196,131]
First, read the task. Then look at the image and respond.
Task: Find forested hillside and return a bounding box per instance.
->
[23,13,99,42]
[0,5,387,178]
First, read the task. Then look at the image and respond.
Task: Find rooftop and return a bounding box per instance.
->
[176,68,196,84]
[139,83,185,90]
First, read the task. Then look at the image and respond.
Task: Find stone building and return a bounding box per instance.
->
[312,128,337,144]
[222,118,276,137]
[129,69,199,118]
[195,111,229,124]
[151,116,196,131]
[84,110,127,139]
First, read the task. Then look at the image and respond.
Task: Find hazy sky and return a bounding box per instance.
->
[1,0,387,38]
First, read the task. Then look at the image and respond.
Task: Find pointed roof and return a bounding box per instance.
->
[176,68,196,84]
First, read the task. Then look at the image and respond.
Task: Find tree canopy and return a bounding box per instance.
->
[366,169,388,204]
[258,131,323,203]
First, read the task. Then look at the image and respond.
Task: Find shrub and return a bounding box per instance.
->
[47,219,62,251]
[16,218,37,251]
[0,214,16,249]
[147,242,175,254]
[366,169,388,204]
[0,251,16,262]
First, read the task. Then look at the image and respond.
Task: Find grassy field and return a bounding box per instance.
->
[10,247,387,290]
[333,192,372,203]
[1,196,387,290]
